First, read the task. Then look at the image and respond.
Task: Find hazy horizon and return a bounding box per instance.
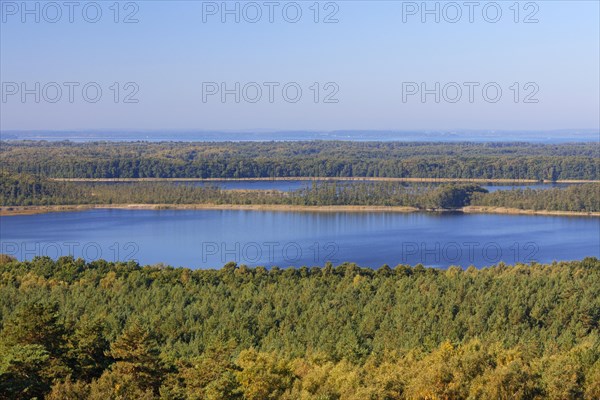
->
[2,128,598,143]
[2,1,599,132]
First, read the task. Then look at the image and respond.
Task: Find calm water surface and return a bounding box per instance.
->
[1,210,598,269]
[194,181,574,192]
[107,180,575,192]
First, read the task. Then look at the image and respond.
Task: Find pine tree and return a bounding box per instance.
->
[108,321,164,394]
[0,302,70,399]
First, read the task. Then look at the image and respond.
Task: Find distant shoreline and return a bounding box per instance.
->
[0,204,419,216]
[2,204,598,217]
[461,206,600,217]
[51,177,599,184]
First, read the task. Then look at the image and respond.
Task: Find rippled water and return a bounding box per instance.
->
[2,209,597,269]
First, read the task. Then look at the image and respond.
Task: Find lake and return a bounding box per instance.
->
[1,210,598,269]
[103,179,575,193]
[187,180,574,193]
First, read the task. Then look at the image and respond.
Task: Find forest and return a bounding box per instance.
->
[2,172,599,212]
[0,256,598,399]
[471,184,600,212]
[2,141,598,399]
[1,141,598,180]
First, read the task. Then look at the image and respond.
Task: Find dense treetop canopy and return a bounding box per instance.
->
[2,141,598,180]
[0,256,599,399]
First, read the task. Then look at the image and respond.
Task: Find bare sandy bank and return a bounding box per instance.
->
[0,204,419,216]
[2,204,599,217]
[463,206,600,217]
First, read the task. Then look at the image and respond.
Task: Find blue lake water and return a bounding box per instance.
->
[105,180,575,193]
[1,209,598,269]
[192,180,574,193]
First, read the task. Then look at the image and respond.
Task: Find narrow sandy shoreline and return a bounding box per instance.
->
[51,177,600,184]
[1,204,598,217]
[462,206,600,217]
[0,204,419,216]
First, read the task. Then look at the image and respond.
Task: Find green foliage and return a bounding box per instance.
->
[67,316,111,381]
[425,184,488,209]
[1,302,67,361]
[0,302,70,399]
[0,344,51,399]
[107,321,164,394]
[46,377,91,400]
[169,342,242,400]
[2,172,599,212]
[235,349,294,400]
[472,183,600,212]
[0,257,599,398]
[1,141,598,180]
[0,171,87,206]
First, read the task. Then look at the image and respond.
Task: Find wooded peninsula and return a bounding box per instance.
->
[2,172,599,215]
[2,140,599,216]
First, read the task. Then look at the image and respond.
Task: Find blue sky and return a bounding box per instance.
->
[1,0,599,131]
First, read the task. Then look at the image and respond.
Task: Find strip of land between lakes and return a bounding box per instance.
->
[1,204,599,217]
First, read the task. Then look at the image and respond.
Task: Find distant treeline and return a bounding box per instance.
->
[2,141,598,180]
[472,184,600,212]
[2,172,599,212]
[0,256,599,399]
